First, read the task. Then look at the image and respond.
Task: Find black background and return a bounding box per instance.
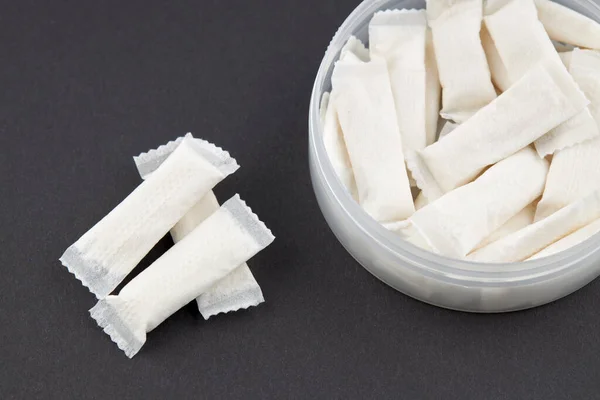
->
[2,1,600,399]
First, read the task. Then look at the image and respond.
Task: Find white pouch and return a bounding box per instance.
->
[484,0,561,87]
[90,195,274,358]
[528,218,600,260]
[332,56,415,222]
[321,92,357,199]
[407,58,588,201]
[323,36,365,198]
[472,203,536,251]
[536,50,600,220]
[535,137,600,221]
[426,0,497,123]
[134,137,265,320]
[60,136,239,299]
[369,9,427,153]
[410,147,548,258]
[425,29,441,146]
[468,190,600,263]
[537,50,600,156]
[535,0,600,50]
[569,49,600,124]
[484,0,599,156]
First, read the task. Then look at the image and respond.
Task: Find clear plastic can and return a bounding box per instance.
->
[309,0,600,312]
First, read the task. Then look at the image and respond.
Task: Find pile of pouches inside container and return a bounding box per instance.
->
[60,134,274,357]
[323,0,600,262]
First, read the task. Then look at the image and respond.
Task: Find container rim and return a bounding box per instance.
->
[308,0,600,286]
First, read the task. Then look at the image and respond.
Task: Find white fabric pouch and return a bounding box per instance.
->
[60,136,239,299]
[569,49,600,125]
[410,147,548,258]
[484,0,561,88]
[468,190,600,263]
[320,91,357,199]
[318,36,368,198]
[536,50,600,220]
[483,0,599,156]
[407,58,588,201]
[90,195,274,358]
[535,0,600,51]
[369,9,428,153]
[426,0,497,123]
[134,135,265,320]
[535,137,600,221]
[332,55,415,222]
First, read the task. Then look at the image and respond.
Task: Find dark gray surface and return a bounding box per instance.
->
[2,1,600,399]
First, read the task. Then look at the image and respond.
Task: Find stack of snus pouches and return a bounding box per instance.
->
[60,134,274,358]
[323,0,600,263]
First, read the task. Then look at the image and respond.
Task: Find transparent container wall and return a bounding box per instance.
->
[309,0,600,312]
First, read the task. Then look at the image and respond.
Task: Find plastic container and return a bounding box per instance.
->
[309,0,600,312]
